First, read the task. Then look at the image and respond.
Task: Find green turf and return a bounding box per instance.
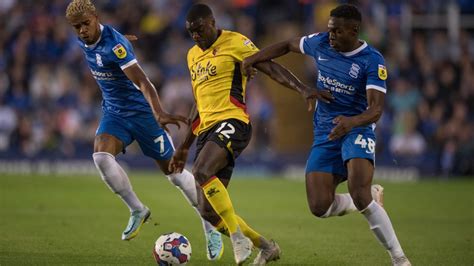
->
[0,173,473,265]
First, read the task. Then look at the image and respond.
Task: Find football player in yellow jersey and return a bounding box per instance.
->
[169,3,333,265]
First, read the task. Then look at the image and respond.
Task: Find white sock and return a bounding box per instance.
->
[167,169,199,206]
[361,200,405,259]
[167,169,217,234]
[92,152,144,212]
[203,219,215,232]
[322,193,358,217]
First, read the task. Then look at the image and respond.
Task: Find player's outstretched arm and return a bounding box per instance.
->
[254,61,333,110]
[169,103,198,173]
[123,64,188,131]
[329,90,385,140]
[242,37,302,77]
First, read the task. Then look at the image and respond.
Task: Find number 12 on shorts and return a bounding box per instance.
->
[354,134,375,154]
[215,122,235,138]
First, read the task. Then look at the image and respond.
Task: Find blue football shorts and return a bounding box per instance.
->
[305,129,376,178]
[96,112,174,160]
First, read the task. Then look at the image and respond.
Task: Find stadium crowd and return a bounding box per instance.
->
[0,0,473,176]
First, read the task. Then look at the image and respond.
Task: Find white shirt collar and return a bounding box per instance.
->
[85,24,104,48]
[340,40,367,56]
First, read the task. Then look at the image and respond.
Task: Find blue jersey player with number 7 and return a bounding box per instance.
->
[243,4,411,266]
[65,0,224,248]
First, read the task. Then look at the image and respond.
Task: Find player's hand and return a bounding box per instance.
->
[329,115,355,140]
[242,58,257,79]
[301,87,334,111]
[124,35,138,41]
[169,148,189,173]
[156,112,189,132]
[317,90,334,103]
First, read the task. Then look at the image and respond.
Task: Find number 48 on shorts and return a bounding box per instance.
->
[354,134,375,154]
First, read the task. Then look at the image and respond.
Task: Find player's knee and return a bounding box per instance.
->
[310,208,327,218]
[192,165,213,185]
[201,212,220,225]
[92,152,123,194]
[92,152,114,171]
[308,203,330,218]
[199,204,220,224]
[349,189,371,210]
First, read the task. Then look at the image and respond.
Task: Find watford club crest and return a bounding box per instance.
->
[113,43,127,59]
[378,64,387,80]
[243,38,257,50]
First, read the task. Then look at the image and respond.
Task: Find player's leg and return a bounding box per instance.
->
[194,152,279,264]
[193,141,253,264]
[155,158,224,261]
[193,119,256,264]
[195,176,229,260]
[195,168,277,263]
[343,131,410,265]
[305,171,358,217]
[196,169,279,265]
[347,159,410,265]
[93,116,150,240]
[305,144,357,218]
[94,134,146,214]
[152,132,200,209]
[133,116,223,254]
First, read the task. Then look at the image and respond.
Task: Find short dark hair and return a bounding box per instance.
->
[186,3,213,22]
[330,4,362,22]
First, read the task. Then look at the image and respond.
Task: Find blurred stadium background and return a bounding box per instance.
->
[0,0,473,179]
[1,1,473,265]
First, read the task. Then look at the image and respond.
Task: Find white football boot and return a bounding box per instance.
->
[121,206,151,240]
[230,230,253,265]
[371,184,384,207]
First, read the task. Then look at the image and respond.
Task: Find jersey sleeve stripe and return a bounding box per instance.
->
[366,85,386,93]
[230,63,246,107]
[299,37,306,54]
[120,59,138,70]
[132,82,140,90]
[164,131,175,150]
[191,117,200,134]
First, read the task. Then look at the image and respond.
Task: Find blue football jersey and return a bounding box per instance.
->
[78,24,151,117]
[300,32,387,141]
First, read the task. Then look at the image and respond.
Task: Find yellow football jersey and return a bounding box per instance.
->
[187,30,259,135]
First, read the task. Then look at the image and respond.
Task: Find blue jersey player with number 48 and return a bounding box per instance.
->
[243,4,410,266]
[65,0,224,254]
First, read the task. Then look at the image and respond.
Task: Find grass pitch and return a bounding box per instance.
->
[0,173,473,265]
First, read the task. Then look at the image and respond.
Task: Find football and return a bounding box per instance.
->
[153,232,192,265]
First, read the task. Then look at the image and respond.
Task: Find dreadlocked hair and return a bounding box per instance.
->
[66,0,96,18]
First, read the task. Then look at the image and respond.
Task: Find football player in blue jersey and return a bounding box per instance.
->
[243,4,410,266]
[65,0,224,248]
